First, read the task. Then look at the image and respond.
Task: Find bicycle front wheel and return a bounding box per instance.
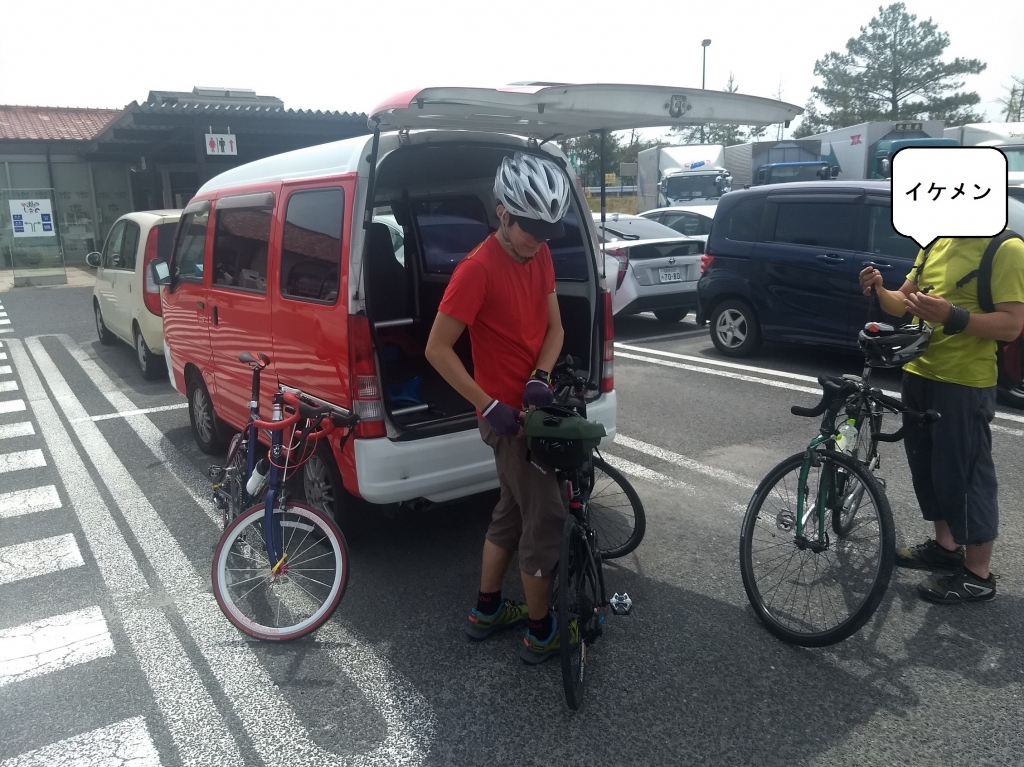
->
[739,450,894,647]
[212,501,349,641]
[556,514,601,710]
[589,457,646,559]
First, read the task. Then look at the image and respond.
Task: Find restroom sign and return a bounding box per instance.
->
[205,133,237,155]
[9,199,55,238]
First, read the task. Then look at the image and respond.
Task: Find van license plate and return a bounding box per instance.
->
[659,268,683,283]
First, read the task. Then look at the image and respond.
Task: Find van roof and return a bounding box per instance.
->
[724,180,890,200]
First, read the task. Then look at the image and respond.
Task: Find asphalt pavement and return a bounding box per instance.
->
[1,288,1022,767]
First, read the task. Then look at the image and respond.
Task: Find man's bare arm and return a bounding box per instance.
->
[535,292,565,373]
[425,312,492,410]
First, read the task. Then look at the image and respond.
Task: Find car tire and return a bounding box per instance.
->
[653,308,688,323]
[997,385,1024,410]
[134,326,164,381]
[302,443,363,535]
[94,301,115,346]
[710,299,761,357]
[187,375,228,454]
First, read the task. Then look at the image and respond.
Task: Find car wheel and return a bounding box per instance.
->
[710,299,761,357]
[188,375,228,454]
[135,327,164,380]
[94,301,115,345]
[653,308,688,323]
[997,385,1024,410]
[302,444,360,533]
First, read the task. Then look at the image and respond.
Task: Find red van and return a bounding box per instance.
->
[158,84,800,525]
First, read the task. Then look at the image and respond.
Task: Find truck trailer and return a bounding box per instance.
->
[810,121,956,180]
[722,140,830,187]
[944,123,1024,199]
[637,144,732,212]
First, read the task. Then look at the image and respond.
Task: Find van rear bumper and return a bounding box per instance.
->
[353,390,618,505]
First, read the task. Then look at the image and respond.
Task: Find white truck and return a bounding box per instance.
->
[809,121,956,180]
[944,123,1024,200]
[637,144,732,212]
[723,139,832,187]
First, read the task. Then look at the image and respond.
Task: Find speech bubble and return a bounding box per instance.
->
[891,146,1008,249]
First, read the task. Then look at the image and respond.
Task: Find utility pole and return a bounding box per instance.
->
[700,39,711,144]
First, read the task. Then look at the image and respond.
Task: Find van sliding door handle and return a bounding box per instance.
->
[212,306,219,325]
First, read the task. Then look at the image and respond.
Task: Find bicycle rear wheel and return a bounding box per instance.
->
[556,514,600,710]
[224,433,247,525]
[739,450,894,647]
[212,500,349,641]
[589,457,646,559]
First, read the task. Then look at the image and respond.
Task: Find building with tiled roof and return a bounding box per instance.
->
[0,106,124,142]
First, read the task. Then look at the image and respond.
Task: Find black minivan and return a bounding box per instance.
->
[695,181,918,357]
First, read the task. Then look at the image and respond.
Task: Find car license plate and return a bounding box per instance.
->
[659,268,683,283]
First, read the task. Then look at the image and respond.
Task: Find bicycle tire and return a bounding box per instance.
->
[557,514,600,710]
[589,457,646,559]
[212,500,349,641]
[225,433,247,525]
[739,450,894,647]
[832,408,881,537]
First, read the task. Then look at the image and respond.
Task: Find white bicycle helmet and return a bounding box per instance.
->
[494,152,570,240]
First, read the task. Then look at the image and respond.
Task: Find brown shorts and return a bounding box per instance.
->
[479,418,566,577]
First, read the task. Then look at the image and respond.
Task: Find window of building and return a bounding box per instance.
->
[772,201,857,250]
[212,208,273,294]
[280,188,345,303]
[172,210,209,283]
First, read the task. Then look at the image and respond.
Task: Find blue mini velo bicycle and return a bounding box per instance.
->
[210,351,359,641]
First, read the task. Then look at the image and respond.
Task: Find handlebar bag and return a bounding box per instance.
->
[524,405,607,470]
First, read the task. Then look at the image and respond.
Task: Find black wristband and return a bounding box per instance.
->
[942,304,970,335]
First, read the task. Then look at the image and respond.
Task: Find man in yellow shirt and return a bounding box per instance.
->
[859,233,1024,603]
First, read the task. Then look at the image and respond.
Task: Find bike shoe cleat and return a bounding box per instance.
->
[610,593,633,615]
[465,599,528,641]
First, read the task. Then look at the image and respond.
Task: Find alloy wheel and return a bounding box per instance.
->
[716,309,747,348]
[303,454,335,515]
[192,387,213,443]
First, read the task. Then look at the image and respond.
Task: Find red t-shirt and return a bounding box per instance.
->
[438,234,555,410]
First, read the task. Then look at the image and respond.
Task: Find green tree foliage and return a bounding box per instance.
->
[558,129,658,186]
[792,99,831,138]
[801,3,986,131]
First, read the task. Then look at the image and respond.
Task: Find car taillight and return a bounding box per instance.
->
[607,247,629,290]
[600,288,614,393]
[701,254,715,274]
[348,314,387,438]
[142,227,162,316]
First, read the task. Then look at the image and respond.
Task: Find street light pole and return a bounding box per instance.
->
[700,38,711,144]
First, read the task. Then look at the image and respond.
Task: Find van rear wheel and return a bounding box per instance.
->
[188,376,228,454]
[303,444,358,533]
[710,299,761,358]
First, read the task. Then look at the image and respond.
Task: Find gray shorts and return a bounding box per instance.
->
[901,372,998,545]
[479,418,566,577]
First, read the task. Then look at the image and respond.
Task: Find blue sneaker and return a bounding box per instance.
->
[465,599,528,640]
[519,615,578,665]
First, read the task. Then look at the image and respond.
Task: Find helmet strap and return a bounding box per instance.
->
[498,216,531,264]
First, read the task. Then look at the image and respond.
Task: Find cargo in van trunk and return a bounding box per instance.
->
[363,143,598,438]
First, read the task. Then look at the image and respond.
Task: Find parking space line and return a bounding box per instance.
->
[0,381,18,393]
[75,402,189,423]
[0,422,34,440]
[618,328,707,345]
[0,534,84,586]
[0,486,62,518]
[0,449,46,473]
[601,454,695,493]
[0,716,161,767]
[616,343,819,383]
[615,434,757,489]
[0,607,114,688]
[617,350,822,395]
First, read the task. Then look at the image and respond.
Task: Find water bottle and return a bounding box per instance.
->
[836,419,859,455]
[246,457,270,496]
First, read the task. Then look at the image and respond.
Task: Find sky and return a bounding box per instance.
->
[2,0,1022,140]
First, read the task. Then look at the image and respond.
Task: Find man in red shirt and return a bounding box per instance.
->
[426,151,571,663]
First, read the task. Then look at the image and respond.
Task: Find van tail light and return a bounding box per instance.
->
[348,314,387,438]
[701,254,715,274]
[607,247,629,290]
[600,288,614,393]
[142,227,162,316]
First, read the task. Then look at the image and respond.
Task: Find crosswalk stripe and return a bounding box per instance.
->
[0,607,114,688]
[614,434,757,489]
[0,313,6,318]
[601,453,696,493]
[0,366,11,376]
[0,330,11,335]
[0,400,25,414]
[0,422,34,440]
[0,352,7,360]
[0,319,10,325]
[0,486,62,518]
[0,716,161,767]
[0,449,45,473]
[0,534,84,586]
[0,381,18,393]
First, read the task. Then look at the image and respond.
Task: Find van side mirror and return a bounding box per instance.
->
[880,158,891,177]
[830,166,840,179]
[150,258,171,286]
[86,252,101,268]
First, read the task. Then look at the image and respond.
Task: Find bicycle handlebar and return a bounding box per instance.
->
[874,408,941,442]
[790,376,845,418]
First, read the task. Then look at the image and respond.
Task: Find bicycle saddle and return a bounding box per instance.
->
[238,351,270,369]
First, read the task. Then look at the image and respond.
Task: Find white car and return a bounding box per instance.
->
[638,203,717,244]
[592,212,704,323]
[87,210,181,379]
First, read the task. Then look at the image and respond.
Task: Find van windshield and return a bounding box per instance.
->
[1002,146,1024,173]
[665,174,720,201]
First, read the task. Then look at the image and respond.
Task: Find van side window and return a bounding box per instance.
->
[102,221,126,270]
[121,222,140,271]
[867,204,919,261]
[413,197,490,275]
[173,210,209,283]
[212,208,273,294]
[719,198,764,242]
[772,201,857,250]
[280,188,344,304]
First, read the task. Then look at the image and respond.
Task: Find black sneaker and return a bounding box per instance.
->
[918,565,997,604]
[895,539,964,570]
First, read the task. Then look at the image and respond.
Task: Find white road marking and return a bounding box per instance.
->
[601,453,695,493]
[617,343,819,383]
[0,421,34,440]
[0,449,46,473]
[617,350,822,395]
[0,398,25,413]
[0,319,10,325]
[74,402,189,423]
[33,335,437,767]
[9,339,245,767]
[0,312,7,318]
[0,330,12,335]
[615,434,757,489]
[0,365,12,375]
[0,352,7,360]
[0,380,18,393]
[0,533,84,586]
[0,486,62,518]
[0,716,161,767]
[0,607,114,688]
[992,423,1024,437]
[619,328,707,345]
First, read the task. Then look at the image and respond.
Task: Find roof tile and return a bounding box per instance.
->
[0,105,123,141]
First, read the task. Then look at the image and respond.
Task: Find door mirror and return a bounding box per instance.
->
[830,165,840,179]
[880,158,892,178]
[86,252,101,268]
[150,258,171,286]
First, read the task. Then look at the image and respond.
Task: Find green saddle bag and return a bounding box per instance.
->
[524,405,607,470]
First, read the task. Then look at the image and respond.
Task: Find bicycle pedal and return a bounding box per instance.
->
[208,465,225,480]
[610,593,633,615]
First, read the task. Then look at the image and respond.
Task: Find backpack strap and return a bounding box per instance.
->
[960,231,1024,313]
[910,241,937,285]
